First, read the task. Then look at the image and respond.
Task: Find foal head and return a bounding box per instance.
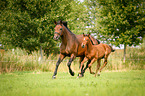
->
[81,33,90,48]
[53,20,63,40]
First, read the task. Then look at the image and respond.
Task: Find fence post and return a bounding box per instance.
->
[123,44,126,63]
[40,46,43,61]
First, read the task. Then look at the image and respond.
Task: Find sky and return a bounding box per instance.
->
[79,0,84,2]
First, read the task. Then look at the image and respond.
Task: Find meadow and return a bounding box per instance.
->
[0,43,145,96]
[0,70,145,96]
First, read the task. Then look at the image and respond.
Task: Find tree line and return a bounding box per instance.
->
[85,0,145,61]
[0,0,89,54]
[0,0,144,59]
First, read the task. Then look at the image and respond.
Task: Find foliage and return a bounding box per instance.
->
[0,0,88,54]
[87,0,145,46]
[0,71,145,96]
[84,0,145,62]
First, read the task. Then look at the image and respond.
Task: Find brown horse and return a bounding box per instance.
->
[78,33,115,77]
[52,21,100,79]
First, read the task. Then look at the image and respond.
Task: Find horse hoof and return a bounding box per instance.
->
[71,72,75,76]
[77,76,82,78]
[90,72,95,74]
[77,74,83,78]
[52,76,56,79]
[78,73,80,76]
[98,74,100,76]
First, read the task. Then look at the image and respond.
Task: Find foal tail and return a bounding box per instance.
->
[109,45,115,52]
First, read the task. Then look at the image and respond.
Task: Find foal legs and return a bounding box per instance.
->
[78,57,88,77]
[87,58,97,76]
[95,59,101,77]
[82,59,95,74]
[79,56,85,73]
[98,58,108,75]
[82,58,97,74]
[89,63,95,74]
[79,57,95,75]
[81,59,90,76]
[88,58,97,68]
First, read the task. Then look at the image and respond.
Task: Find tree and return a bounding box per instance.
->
[86,0,145,62]
[0,0,58,53]
[0,0,87,54]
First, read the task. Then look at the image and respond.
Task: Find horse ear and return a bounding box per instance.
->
[88,33,90,37]
[60,20,63,25]
[83,33,85,36]
[54,21,57,25]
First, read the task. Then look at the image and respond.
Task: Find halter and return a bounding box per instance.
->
[54,25,63,36]
[54,32,61,35]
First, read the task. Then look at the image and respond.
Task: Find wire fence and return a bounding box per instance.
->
[0,59,145,63]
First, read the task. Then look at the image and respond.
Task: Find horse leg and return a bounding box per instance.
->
[52,54,65,79]
[67,54,76,76]
[88,58,97,68]
[81,59,90,76]
[86,58,97,77]
[95,59,101,77]
[78,57,88,77]
[89,66,95,74]
[79,56,85,73]
[82,59,95,74]
[98,57,108,75]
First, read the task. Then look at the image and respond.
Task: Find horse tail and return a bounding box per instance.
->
[109,45,115,52]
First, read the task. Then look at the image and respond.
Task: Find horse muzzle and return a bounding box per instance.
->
[53,36,59,40]
[81,44,85,48]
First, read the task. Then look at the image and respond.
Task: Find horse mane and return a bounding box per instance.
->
[84,34,96,45]
[89,37,95,45]
[57,21,75,36]
[96,39,100,44]
[64,26,74,35]
[84,34,100,45]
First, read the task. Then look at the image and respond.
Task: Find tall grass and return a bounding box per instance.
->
[0,43,145,73]
[107,46,145,70]
[0,48,51,73]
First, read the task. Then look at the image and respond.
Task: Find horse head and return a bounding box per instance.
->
[53,20,63,40]
[81,33,90,48]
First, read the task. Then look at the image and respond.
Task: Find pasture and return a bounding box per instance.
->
[0,70,145,96]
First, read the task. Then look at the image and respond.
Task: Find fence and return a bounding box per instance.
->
[1,58,145,62]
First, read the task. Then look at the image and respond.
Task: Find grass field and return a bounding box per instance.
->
[0,70,145,96]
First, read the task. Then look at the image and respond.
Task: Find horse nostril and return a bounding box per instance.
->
[53,36,57,40]
[81,45,85,48]
[56,36,59,39]
[53,36,59,40]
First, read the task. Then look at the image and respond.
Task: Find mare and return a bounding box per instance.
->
[79,33,115,77]
[52,21,100,79]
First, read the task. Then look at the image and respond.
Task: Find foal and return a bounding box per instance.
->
[79,33,115,77]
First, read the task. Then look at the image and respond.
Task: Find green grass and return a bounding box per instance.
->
[0,70,145,96]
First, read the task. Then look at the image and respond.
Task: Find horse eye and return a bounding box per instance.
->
[60,28,62,30]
